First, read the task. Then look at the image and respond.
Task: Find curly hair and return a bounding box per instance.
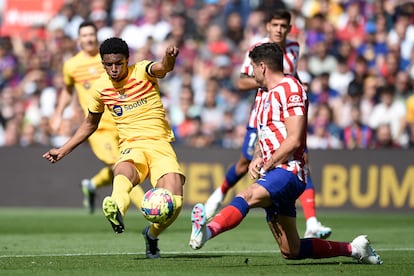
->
[99,37,129,59]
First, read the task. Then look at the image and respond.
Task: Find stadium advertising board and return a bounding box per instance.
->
[0,0,64,38]
[0,147,412,211]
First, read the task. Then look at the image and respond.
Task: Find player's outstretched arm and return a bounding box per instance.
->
[150,46,179,78]
[43,111,102,163]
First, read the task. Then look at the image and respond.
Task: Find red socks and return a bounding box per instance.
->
[208,205,244,237]
[299,188,316,220]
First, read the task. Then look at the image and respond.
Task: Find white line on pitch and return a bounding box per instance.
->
[0,248,413,258]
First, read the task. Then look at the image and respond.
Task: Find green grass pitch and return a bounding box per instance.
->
[0,208,413,275]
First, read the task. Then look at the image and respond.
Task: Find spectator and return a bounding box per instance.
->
[328,56,354,97]
[308,103,343,145]
[394,70,413,103]
[387,11,414,71]
[307,41,338,76]
[356,21,388,69]
[0,1,413,150]
[199,77,225,144]
[336,1,366,49]
[342,105,374,149]
[336,80,364,128]
[47,3,84,40]
[170,85,201,143]
[307,72,341,116]
[368,85,407,147]
[0,37,19,89]
[359,74,379,126]
[307,120,343,149]
[372,123,402,149]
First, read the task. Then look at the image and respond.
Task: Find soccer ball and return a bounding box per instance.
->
[141,188,176,223]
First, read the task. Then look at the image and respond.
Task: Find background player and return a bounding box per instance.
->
[50,21,144,214]
[44,37,184,259]
[190,42,382,265]
[204,9,331,239]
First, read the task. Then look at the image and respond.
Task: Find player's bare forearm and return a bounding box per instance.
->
[152,46,179,77]
[43,112,101,163]
[236,75,259,91]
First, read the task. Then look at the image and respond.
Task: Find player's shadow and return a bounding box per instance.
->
[133,254,224,260]
[288,261,358,266]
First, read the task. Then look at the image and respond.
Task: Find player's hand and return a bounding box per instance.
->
[42,148,64,163]
[248,157,263,180]
[166,46,179,58]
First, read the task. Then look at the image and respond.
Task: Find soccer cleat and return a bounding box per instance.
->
[142,226,160,259]
[102,196,125,234]
[351,235,383,264]
[189,203,207,250]
[304,222,332,239]
[81,179,96,214]
[204,188,224,220]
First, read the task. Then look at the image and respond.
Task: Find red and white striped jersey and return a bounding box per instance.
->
[255,75,307,181]
[242,37,300,129]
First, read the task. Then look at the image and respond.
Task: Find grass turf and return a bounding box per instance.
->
[0,208,413,275]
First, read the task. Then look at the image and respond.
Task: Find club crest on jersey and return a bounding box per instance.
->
[113,105,123,116]
[83,81,90,89]
[117,89,127,99]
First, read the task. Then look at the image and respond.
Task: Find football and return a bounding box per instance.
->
[141,188,176,223]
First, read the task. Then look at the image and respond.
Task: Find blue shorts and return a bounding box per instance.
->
[241,127,257,161]
[256,168,306,219]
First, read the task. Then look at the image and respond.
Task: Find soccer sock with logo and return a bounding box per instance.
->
[207,196,249,238]
[299,188,316,221]
[297,238,352,259]
[111,175,132,216]
[92,166,113,189]
[150,195,183,238]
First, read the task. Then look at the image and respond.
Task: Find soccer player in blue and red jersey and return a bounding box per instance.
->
[190,42,382,265]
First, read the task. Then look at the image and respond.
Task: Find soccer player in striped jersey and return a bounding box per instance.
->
[50,21,144,214]
[190,43,382,265]
[204,9,331,239]
[44,37,185,259]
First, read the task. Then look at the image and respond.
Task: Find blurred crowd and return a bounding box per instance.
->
[0,0,413,150]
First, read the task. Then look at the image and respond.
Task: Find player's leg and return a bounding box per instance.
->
[129,185,145,210]
[204,127,257,219]
[269,215,382,263]
[102,160,141,234]
[300,151,332,239]
[142,141,185,258]
[190,180,270,250]
[300,174,332,238]
[266,171,382,264]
